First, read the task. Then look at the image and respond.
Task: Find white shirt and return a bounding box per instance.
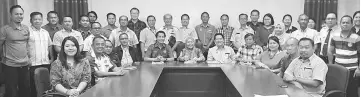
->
[139,27,157,51]
[158,26,179,44]
[290,28,319,43]
[318,26,341,55]
[230,26,254,49]
[121,46,133,66]
[176,27,198,43]
[28,26,52,66]
[53,29,84,46]
[83,34,107,52]
[109,27,139,47]
[207,46,235,63]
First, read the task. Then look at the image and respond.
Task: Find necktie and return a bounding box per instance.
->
[322,29,332,56]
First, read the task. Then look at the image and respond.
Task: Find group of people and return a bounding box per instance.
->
[0,4,359,97]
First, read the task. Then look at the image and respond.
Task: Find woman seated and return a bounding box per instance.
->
[269,23,290,49]
[178,37,205,63]
[255,36,287,74]
[50,36,91,97]
[144,31,174,62]
[234,33,263,65]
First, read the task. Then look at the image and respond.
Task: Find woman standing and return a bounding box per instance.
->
[255,13,275,48]
[283,14,297,34]
[269,23,290,48]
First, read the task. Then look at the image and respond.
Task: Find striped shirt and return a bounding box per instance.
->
[217,26,234,47]
[28,26,52,66]
[330,33,360,68]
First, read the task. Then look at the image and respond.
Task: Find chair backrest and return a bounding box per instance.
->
[34,67,51,97]
[325,64,350,92]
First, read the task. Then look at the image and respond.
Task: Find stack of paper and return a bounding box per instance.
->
[254,94,289,97]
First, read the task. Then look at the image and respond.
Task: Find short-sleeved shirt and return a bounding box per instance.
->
[53,29,84,47]
[318,26,341,56]
[145,42,173,58]
[139,27,157,51]
[87,51,115,83]
[109,27,139,47]
[207,46,235,63]
[28,26,52,66]
[290,28,319,43]
[246,22,264,31]
[42,23,63,40]
[82,34,107,52]
[258,51,287,69]
[176,27,198,43]
[217,26,234,47]
[158,26,179,45]
[0,23,30,67]
[330,33,360,68]
[127,20,147,40]
[195,24,217,46]
[77,28,92,40]
[230,26,254,49]
[284,54,328,97]
[236,44,263,61]
[102,25,118,38]
[255,26,275,46]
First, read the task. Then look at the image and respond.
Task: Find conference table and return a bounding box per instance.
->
[79,62,312,97]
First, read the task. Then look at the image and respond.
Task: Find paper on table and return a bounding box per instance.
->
[152,61,164,64]
[254,94,289,97]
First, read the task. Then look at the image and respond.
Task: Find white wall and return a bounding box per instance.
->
[89,0,305,29]
[18,0,54,26]
[338,0,360,21]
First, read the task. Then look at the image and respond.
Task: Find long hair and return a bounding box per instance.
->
[59,36,83,70]
[268,36,282,51]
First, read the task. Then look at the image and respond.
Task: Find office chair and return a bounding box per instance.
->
[323,64,349,97]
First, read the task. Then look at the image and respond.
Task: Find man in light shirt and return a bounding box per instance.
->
[207,33,235,63]
[318,13,341,64]
[231,13,254,50]
[290,14,319,42]
[140,15,157,58]
[159,14,179,47]
[109,15,139,47]
[53,16,84,53]
[173,14,198,57]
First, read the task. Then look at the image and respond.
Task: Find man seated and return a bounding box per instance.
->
[144,31,174,62]
[283,38,328,97]
[86,36,126,85]
[234,33,263,64]
[207,33,235,64]
[178,37,205,63]
[277,37,299,77]
[112,33,140,67]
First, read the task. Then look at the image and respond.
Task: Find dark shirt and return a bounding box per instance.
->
[285,26,298,34]
[127,20,147,40]
[246,22,264,31]
[145,42,173,58]
[111,46,139,67]
[42,23,63,40]
[255,26,275,46]
[352,26,360,35]
[278,54,297,77]
[77,28,92,40]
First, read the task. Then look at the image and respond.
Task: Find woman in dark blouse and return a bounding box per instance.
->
[255,13,275,48]
[144,31,174,62]
[283,14,298,34]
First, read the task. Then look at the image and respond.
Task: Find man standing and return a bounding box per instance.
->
[173,14,198,57]
[278,38,299,77]
[88,11,98,23]
[217,14,234,48]
[290,14,319,43]
[53,16,84,53]
[127,7,146,60]
[318,13,341,64]
[109,15,138,47]
[77,15,92,40]
[195,12,217,57]
[284,38,328,97]
[247,9,264,31]
[42,11,63,40]
[140,15,157,58]
[231,13,254,50]
[83,22,107,53]
[159,14,179,48]
[102,13,118,38]
[0,5,31,97]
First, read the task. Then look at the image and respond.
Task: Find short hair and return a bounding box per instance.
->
[298,38,314,47]
[220,14,229,19]
[244,33,254,40]
[47,11,58,17]
[340,15,354,24]
[105,40,113,46]
[353,11,360,19]
[181,14,190,20]
[263,13,275,25]
[87,11,98,18]
[250,9,260,15]
[201,12,209,17]
[147,15,156,22]
[92,35,105,43]
[214,33,224,39]
[119,15,129,21]
[298,14,309,20]
[283,14,292,22]
[63,15,72,21]
[130,7,140,13]
[155,31,166,37]
[268,36,282,50]
[79,15,89,21]
[30,12,43,21]
[327,12,338,19]
[106,13,116,19]
[163,14,172,19]
[239,13,248,19]
[91,22,102,28]
[118,33,129,39]
[10,5,24,14]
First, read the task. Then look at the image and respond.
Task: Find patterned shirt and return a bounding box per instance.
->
[77,28,92,40]
[330,32,360,68]
[145,42,173,58]
[217,26,234,47]
[236,44,263,61]
[178,47,204,61]
[231,26,254,49]
[109,27,139,47]
[127,20,147,40]
[42,23,63,40]
[28,26,52,66]
[87,52,115,83]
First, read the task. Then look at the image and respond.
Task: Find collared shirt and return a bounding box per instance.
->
[42,23,63,40]
[351,26,360,35]
[255,26,275,46]
[217,26,234,47]
[318,26,341,55]
[236,44,263,61]
[102,25,118,38]
[269,32,291,47]
[120,46,133,65]
[290,28,319,43]
[176,27,198,43]
[230,26,254,49]
[284,54,328,97]
[83,34,107,52]
[158,26,179,45]
[207,46,235,63]
[88,51,115,83]
[285,26,298,34]
[127,19,147,40]
[145,42,173,58]
[330,32,360,68]
[246,22,264,31]
[140,27,157,51]
[0,23,30,67]
[77,28,92,40]
[53,29,84,47]
[109,27,139,47]
[28,26,52,66]
[279,54,299,77]
[178,47,204,61]
[195,23,217,46]
[257,51,287,69]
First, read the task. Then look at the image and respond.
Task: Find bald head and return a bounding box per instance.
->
[285,37,299,55]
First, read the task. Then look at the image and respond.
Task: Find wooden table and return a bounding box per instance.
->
[79,62,312,97]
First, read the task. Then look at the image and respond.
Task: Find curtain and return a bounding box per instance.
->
[54,0,88,29]
[0,0,17,28]
[304,0,338,31]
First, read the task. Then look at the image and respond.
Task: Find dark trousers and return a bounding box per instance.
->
[29,64,50,97]
[3,63,30,97]
[347,69,359,97]
[136,43,143,61]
